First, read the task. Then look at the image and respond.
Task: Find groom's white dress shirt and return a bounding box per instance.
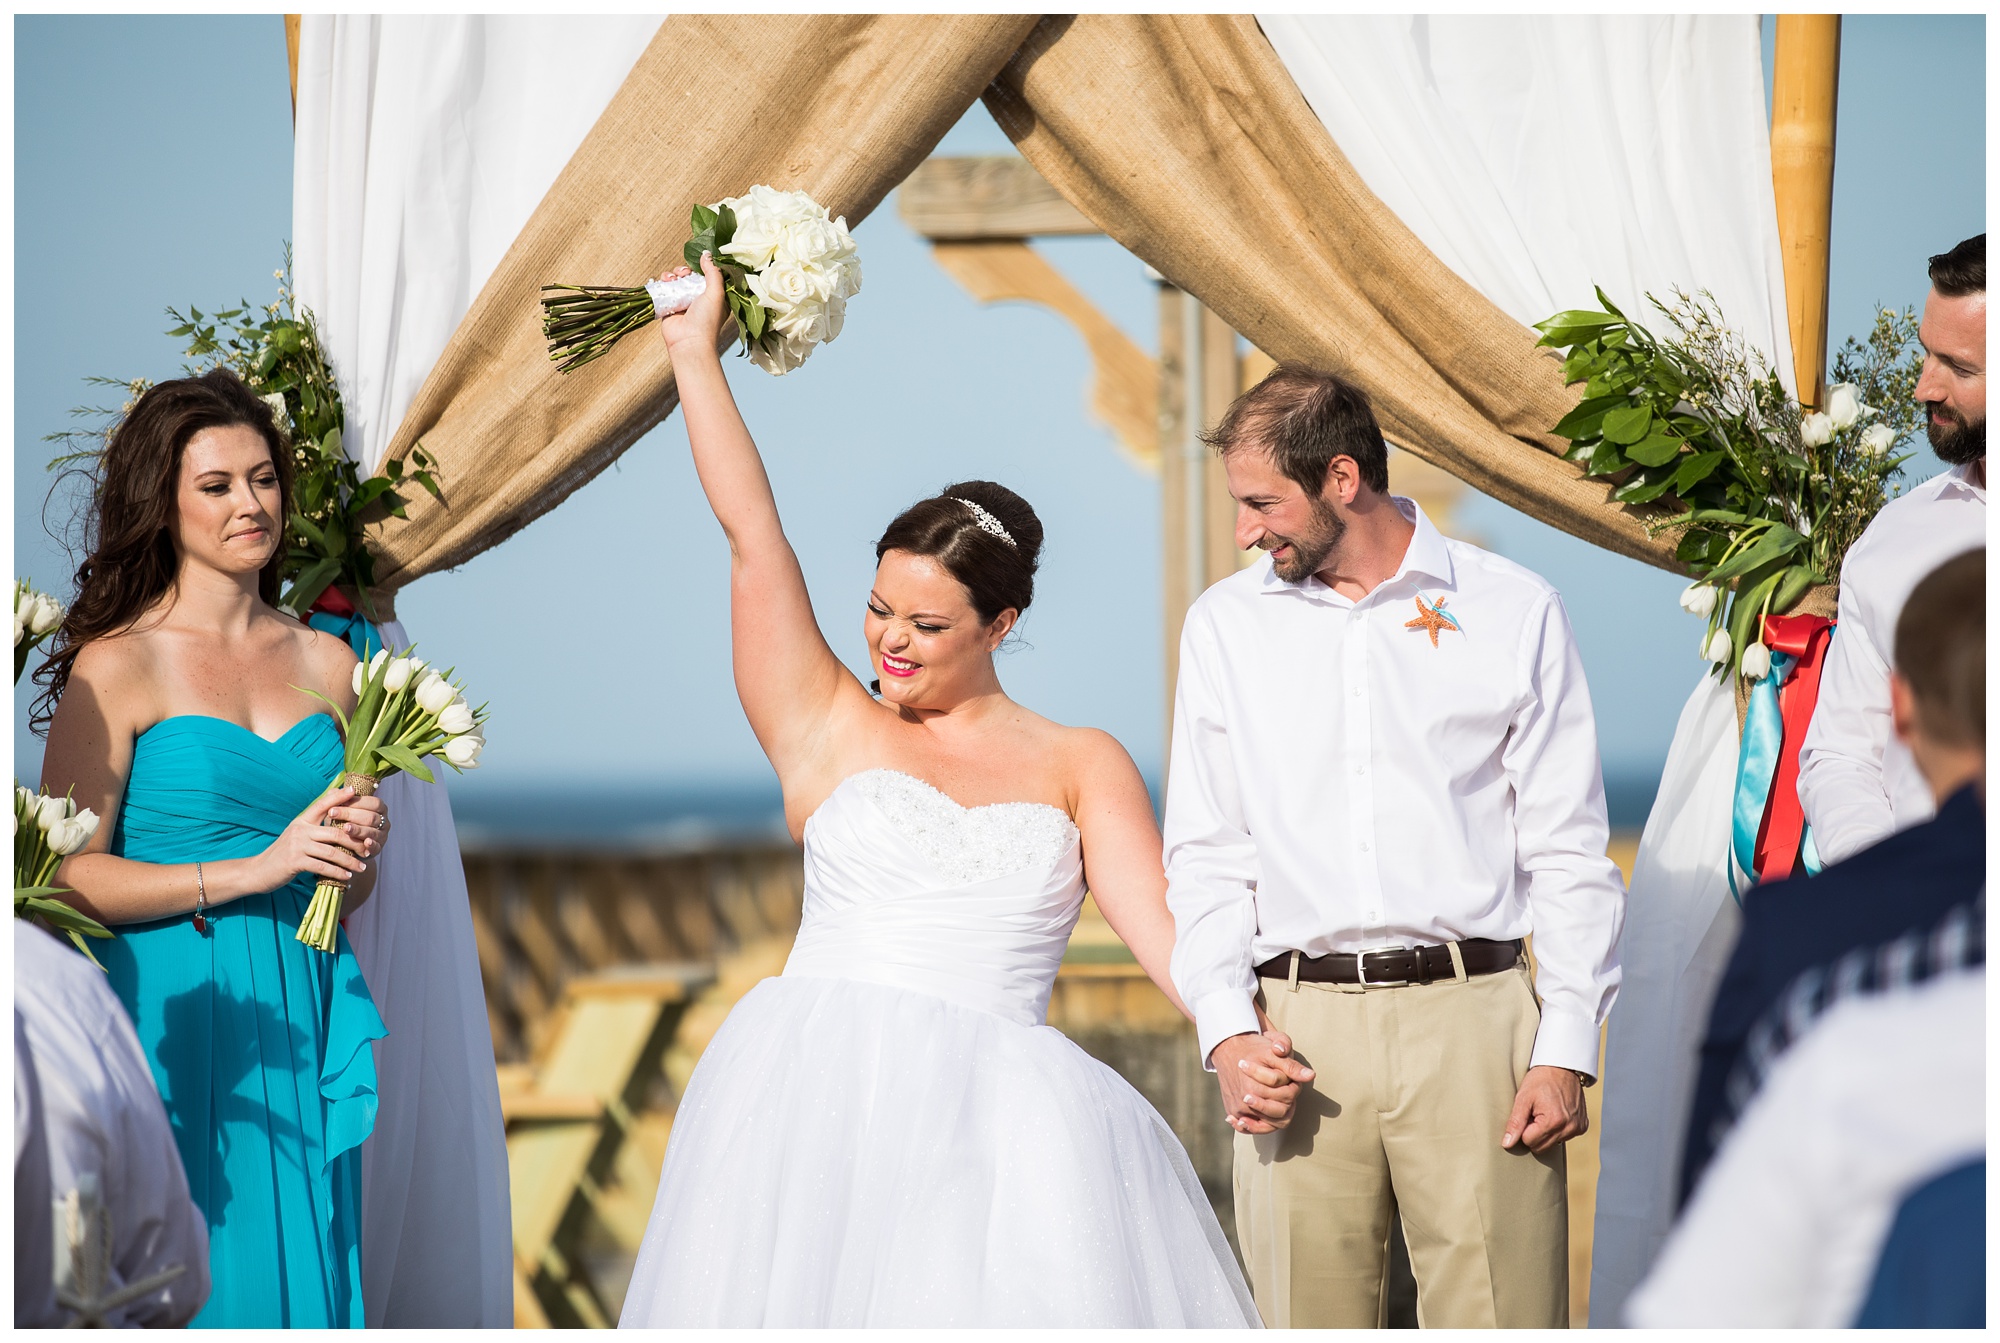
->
[1164,500,1625,1076]
[1797,462,1986,865]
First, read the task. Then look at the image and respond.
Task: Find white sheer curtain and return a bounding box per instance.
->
[292,15,663,1327]
[1256,17,1785,1324]
[294,14,665,472]
[1260,15,1792,387]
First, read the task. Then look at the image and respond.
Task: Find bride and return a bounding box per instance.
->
[618,257,1289,1328]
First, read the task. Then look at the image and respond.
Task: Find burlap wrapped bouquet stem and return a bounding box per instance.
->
[986,14,1682,572]
[364,15,1040,590]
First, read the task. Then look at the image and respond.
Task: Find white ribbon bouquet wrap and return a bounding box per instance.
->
[543,184,862,377]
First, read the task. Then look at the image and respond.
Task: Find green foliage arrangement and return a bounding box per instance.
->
[1535,290,1924,679]
[47,256,439,619]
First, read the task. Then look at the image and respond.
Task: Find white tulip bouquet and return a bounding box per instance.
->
[541,185,862,376]
[15,786,111,968]
[293,647,488,953]
[15,578,66,683]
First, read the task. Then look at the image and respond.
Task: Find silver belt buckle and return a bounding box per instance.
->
[1354,944,1411,989]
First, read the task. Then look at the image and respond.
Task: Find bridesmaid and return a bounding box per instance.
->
[35,369,392,1328]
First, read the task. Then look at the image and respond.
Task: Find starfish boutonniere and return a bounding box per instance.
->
[1404,593,1463,647]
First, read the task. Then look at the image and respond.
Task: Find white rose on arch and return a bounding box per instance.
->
[1860,423,1897,456]
[1824,383,1864,430]
[1799,412,1835,448]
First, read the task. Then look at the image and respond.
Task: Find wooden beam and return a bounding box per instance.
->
[1770,15,1840,408]
[899,156,1099,240]
[285,15,301,121]
[929,240,1160,472]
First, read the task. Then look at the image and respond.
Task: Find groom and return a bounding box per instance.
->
[1164,366,1626,1327]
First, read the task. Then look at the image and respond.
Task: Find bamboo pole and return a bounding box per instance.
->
[285,15,301,121]
[1770,15,1841,409]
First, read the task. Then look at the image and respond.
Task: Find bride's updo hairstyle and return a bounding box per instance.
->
[874,480,1044,623]
[32,368,290,731]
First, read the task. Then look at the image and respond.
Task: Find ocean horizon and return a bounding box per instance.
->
[447,769,1667,849]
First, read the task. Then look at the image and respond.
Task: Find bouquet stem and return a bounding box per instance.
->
[295,772,378,954]
[540,285,659,373]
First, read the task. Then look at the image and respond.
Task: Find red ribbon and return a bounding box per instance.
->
[308,585,357,619]
[1752,612,1835,882]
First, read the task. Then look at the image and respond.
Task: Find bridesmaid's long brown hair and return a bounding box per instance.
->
[32,369,291,732]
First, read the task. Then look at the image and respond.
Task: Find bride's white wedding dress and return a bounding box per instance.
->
[619,769,1260,1327]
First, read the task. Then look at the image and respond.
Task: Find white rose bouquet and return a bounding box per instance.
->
[293,647,488,953]
[15,578,66,683]
[15,786,112,968]
[541,185,862,377]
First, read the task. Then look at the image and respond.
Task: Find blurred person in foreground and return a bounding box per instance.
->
[1634,551,1987,1326]
[1629,966,1982,1327]
[1798,234,1985,863]
[14,921,210,1326]
[1680,549,1985,1201]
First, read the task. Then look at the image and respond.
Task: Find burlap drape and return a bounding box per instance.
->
[366,15,1039,589]
[987,15,1682,573]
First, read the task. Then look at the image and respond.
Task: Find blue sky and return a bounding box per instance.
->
[12,15,1986,830]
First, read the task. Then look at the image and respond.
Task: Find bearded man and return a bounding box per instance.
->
[1162,365,1625,1327]
[1799,234,1987,864]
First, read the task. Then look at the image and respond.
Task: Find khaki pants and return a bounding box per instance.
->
[1233,961,1568,1328]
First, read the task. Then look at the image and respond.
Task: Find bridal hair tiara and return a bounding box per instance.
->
[951,497,1017,548]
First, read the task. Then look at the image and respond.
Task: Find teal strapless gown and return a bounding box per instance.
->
[102,714,387,1329]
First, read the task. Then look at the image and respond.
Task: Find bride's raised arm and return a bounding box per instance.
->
[658,253,865,778]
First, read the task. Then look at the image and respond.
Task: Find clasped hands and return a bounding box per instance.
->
[1210,1008,1314,1136]
[1211,1009,1587,1153]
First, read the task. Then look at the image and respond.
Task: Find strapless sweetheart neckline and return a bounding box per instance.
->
[814,767,1074,828]
[138,712,338,749]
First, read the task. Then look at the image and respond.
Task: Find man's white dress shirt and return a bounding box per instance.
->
[1164,499,1626,1076]
[1627,968,1985,1328]
[14,922,210,1326]
[1798,462,1986,864]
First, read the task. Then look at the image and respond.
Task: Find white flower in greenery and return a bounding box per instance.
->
[1799,412,1835,447]
[383,658,416,693]
[414,673,455,715]
[28,593,64,636]
[1740,641,1773,680]
[368,648,390,679]
[437,700,476,735]
[1860,423,1897,456]
[1702,628,1733,665]
[443,733,484,768]
[48,807,99,856]
[352,661,367,696]
[1824,383,1863,430]
[12,614,24,648]
[35,794,72,831]
[1679,583,1718,617]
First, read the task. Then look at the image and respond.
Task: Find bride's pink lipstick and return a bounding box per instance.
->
[880,654,920,678]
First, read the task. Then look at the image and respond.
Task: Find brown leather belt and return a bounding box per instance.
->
[1254,938,1523,988]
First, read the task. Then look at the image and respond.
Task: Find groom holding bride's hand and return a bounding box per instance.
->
[1165,367,1626,1328]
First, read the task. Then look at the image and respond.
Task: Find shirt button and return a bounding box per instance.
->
[1350,686,1363,698]
[1354,763,1366,775]
[1359,840,1371,852]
